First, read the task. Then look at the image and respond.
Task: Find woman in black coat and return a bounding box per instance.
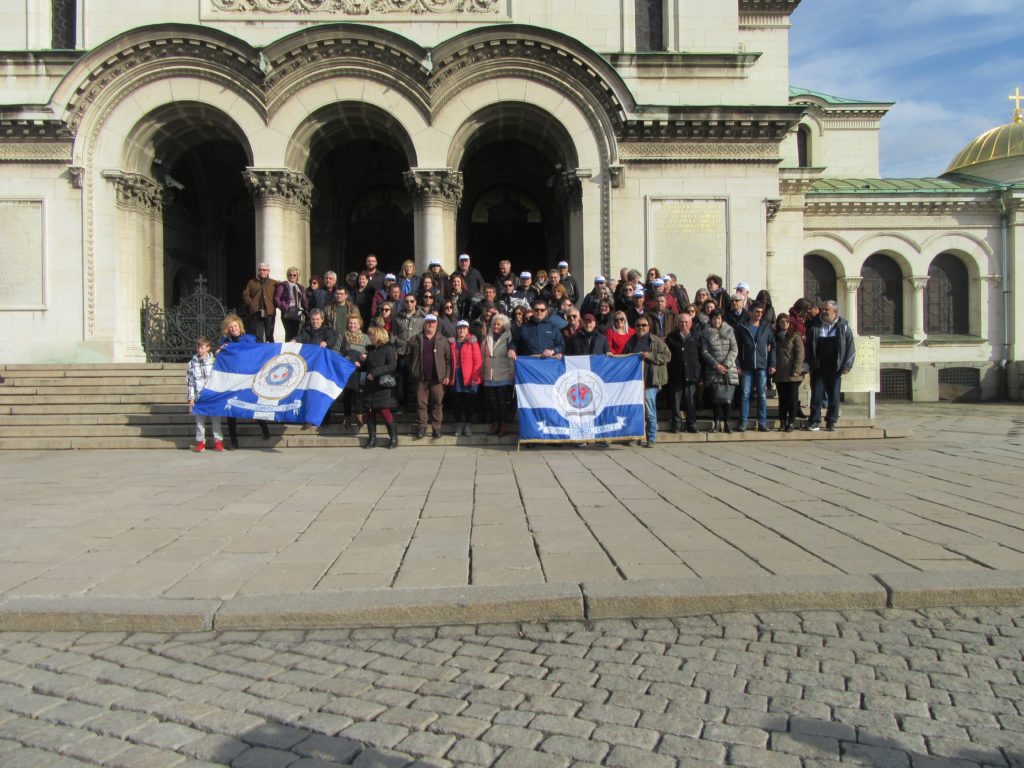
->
[362,325,399,449]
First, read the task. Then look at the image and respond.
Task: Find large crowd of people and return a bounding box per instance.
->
[189,253,855,450]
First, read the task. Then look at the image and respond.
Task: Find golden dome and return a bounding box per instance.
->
[945,118,1024,176]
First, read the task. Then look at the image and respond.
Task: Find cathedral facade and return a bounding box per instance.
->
[1,0,1021,400]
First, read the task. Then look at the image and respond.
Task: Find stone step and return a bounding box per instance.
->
[0,385,181,397]
[1,363,183,372]
[1,376,183,387]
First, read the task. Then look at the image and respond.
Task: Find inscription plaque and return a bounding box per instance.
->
[647,198,728,297]
[0,201,45,310]
[842,335,880,393]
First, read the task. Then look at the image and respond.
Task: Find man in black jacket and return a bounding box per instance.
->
[806,300,856,432]
[665,313,703,433]
[567,314,610,356]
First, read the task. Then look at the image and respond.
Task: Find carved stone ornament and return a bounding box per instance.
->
[68,166,85,189]
[555,171,584,209]
[210,0,499,13]
[242,169,313,209]
[104,171,165,212]
[765,198,782,222]
[402,169,464,207]
[908,275,930,291]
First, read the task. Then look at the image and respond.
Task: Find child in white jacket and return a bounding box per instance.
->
[186,336,223,452]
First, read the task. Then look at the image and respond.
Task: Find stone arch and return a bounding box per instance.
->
[859,252,906,336]
[921,231,997,277]
[852,233,918,276]
[926,252,971,336]
[803,253,839,305]
[802,233,853,267]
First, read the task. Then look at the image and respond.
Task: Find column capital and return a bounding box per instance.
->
[839,276,863,292]
[555,170,587,210]
[102,170,165,213]
[403,168,463,208]
[243,168,313,210]
[765,198,782,222]
[907,275,930,291]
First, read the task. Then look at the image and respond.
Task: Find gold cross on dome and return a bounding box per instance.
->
[1010,87,1024,122]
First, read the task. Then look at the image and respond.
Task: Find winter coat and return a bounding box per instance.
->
[664,329,704,385]
[735,320,776,371]
[407,332,453,384]
[605,328,635,355]
[701,323,739,386]
[511,318,566,356]
[274,281,308,316]
[624,332,671,388]
[391,308,426,356]
[567,329,610,356]
[452,337,483,388]
[643,310,677,339]
[482,329,515,384]
[294,324,337,349]
[774,330,805,383]
[242,277,278,316]
[807,316,856,373]
[363,343,398,410]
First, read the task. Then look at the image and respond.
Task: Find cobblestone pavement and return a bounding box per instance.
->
[0,403,1023,604]
[1,606,1023,767]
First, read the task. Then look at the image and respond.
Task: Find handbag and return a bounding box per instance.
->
[283,306,303,322]
[710,383,735,404]
[377,374,397,388]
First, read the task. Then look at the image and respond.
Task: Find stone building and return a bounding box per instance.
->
[1,0,1021,400]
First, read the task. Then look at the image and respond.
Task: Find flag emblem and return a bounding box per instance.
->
[253,353,307,401]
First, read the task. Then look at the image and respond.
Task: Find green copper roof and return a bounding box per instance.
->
[809,177,1000,194]
[789,86,892,106]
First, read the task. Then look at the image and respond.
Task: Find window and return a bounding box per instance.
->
[803,254,836,306]
[797,126,811,168]
[51,0,76,49]
[635,0,665,52]
[859,253,904,336]
[926,253,969,335]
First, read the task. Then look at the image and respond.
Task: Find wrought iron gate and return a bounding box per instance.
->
[140,276,231,362]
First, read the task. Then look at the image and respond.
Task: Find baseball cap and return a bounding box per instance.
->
[384,273,396,281]
[652,278,665,287]
[582,313,596,322]
[558,261,568,268]
[428,258,441,267]
[456,319,469,328]
[632,288,645,297]
[520,271,532,279]
[458,254,470,261]
[594,275,606,283]
[735,281,750,291]
[423,313,438,322]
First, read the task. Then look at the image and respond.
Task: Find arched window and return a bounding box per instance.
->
[797,126,811,168]
[636,0,665,52]
[926,253,969,335]
[51,0,76,49]
[803,254,837,305]
[859,253,904,336]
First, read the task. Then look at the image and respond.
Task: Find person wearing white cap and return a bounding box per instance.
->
[511,272,538,308]
[626,287,647,328]
[579,275,609,317]
[406,312,453,439]
[421,258,450,300]
[557,260,579,304]
[734,281,751,309]
[454,253,485,297]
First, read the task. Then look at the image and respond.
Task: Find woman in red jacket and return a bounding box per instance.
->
[605,311,636,354]
[449,320,482,436]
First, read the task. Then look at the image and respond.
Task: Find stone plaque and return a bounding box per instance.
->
[842,335,880,393]
[647,198,728,297]
[0,201,45,310]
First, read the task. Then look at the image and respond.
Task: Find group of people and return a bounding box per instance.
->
[188,255,855,450]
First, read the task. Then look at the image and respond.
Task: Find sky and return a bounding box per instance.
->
[788,0,1024,178]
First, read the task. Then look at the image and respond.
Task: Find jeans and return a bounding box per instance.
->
[669,383,697,428]
[810,370,842,425]
[739,369,768,426]
[643,386,659,442]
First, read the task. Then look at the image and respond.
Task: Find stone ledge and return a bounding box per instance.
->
[214,583,585,630]
[0,597,221,632]
[582,574,888,620]
[877,570,1024,608]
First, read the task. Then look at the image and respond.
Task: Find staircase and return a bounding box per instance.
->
[0,363,898,450]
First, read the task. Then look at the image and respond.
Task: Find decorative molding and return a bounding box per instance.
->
[765,198,782,222]
[739,13,791,28]
[0,143,73,163]
[102,171,165,212]
[738,0,801,12]
[402,169,463,208]
[619,142,781,162]
[839,276,863,291]
[243,168,314,209]
[805,199,1001,217]
[620,112,800,143]
[209,0,500,14]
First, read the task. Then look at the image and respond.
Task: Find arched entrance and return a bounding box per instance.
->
[124,103,254,309]
[296,104,417,279]
[452,104,580,280]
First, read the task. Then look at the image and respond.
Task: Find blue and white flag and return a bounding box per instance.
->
[193,342,355,426]
[515,355,645,442]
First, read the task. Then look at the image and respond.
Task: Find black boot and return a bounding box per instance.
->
[228,418,239,449]
[364,421,377,449]
[386,421,398,449]
[259,421,270,440]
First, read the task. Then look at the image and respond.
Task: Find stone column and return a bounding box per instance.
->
[103,170,166,359]
[403,169,463,273]
[839,276,862,335]
[243,169,313,341]
[907,275,929,341]
[764,199,781,295]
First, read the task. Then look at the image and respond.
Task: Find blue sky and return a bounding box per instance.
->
[788,0,1023,178]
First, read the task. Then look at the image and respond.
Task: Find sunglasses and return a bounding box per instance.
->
[636,323,650,328]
